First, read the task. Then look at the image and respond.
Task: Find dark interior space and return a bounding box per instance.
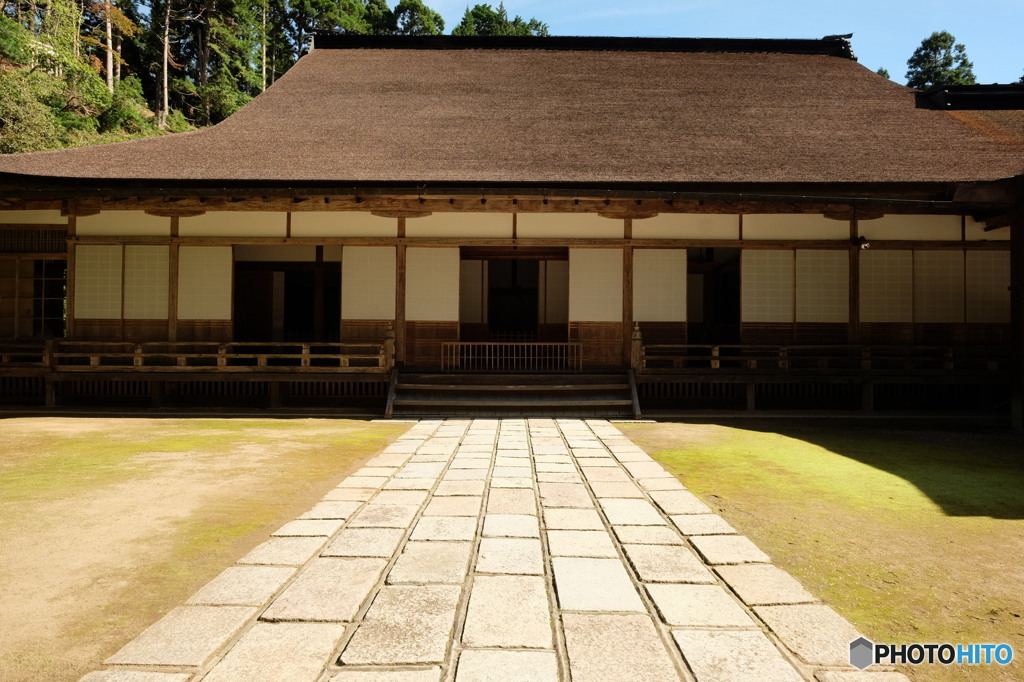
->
[487,259,539,340]
[687,247,741,344]
[233,261,340,341]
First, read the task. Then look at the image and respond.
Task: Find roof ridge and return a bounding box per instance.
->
[308,34,857,60]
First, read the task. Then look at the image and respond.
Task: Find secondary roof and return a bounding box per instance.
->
[0,35,1021,190]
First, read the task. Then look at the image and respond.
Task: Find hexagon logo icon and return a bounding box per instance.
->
[849,636,874,670]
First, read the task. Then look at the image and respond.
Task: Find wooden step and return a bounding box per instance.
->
[397,383,628,392]
[393,399,634,408]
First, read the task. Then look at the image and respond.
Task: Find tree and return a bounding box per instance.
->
[876,67,890,80]
[451,2,547,37]
[392,0,443,35]
[364,0,397,34]
[905,31,976,90]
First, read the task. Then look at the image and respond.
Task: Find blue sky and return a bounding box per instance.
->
[428,0,1024,84]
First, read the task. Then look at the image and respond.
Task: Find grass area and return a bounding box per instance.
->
[619,420,1024,682]
[0,417,408,682]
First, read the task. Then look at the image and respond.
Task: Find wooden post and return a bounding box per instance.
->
[168,242,179,342]
[66,218,76,340]
[849,216,860,343]
[395,240,407,365]
[630,322,643,373]
[384,324,396,370]
[622,240,634,367]
[1011,209,1024,430]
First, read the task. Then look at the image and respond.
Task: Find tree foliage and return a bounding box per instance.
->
[905,31,976,90]
[452,3,548,37]
[1,0,547,153]
[875,67,890,80]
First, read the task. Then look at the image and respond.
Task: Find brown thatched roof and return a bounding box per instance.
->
[0,36,1021,189]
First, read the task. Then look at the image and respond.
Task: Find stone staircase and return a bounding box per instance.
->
[386,372,639,418]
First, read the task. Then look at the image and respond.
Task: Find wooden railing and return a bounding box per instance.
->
[442,342,582,372]
[0,342,49,367]
[638,344,1011,374]
[48,341,392,373]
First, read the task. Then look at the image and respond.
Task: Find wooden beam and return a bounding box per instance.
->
[372,210,432,219]
[65,218,76,339]
[848,216,860,343]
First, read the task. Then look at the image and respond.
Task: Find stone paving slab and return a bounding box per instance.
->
[455,650,558,681]
[83,418,870,682]
[80,673,192,682]
[755,604,864,666]
[673,629,805,682]
[261,558,386,622]
[462,575,553,648]
[201,621,345,682]
[105,605,257,667]
[186,565,295,606]
[690,534,771,564]
[716,563,818,605]
[562,613,681,682]
[341,585,462,665]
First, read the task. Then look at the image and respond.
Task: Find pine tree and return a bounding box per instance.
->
[905,31,976,90]
[451,3,547,37]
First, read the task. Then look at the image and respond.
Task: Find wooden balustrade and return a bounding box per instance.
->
[639,344,1011,374]
[47,341,390,373]
[442,342,583,372]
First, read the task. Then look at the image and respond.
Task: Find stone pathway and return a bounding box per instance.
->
[81,419,908,682]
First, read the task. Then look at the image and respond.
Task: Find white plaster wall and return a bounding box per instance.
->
[179,212,287,237]
[964,216,1010,241]
[795,250,849,322]
[632,214,739,239]
[408,213,513,238]
[544,260,569,324]
[966,251,1010,323]
[0,210,67,224]
[744,214,848,240]
[291,212,397,237]
[518,213,623,239]
[569,249,622,322]
[460,260,485,323]
[407,248,460,321]
[914,251,964,323]
[633,249,686,322]
[341,246,395,319]
[858,214,961,241]
[77,211,170,236]
[75,245,122,319]
[124,246,168,319]
[741,250,793,322]
[235,245,317,261]
[859,250,913,323]
[178,246,232,319]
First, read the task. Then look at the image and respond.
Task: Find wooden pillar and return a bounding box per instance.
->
[313,245,325,340]
[168,241,179,342]
[849,216,860,343]
[1011,209,1024,430]
[65,217,76,340]
[622,239,634,367]
[395,224,407,364]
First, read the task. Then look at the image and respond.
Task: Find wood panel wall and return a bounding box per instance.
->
[569,322,623,369]
[637,322,687,345]
[405,321,458,369]
[341,319,392,343]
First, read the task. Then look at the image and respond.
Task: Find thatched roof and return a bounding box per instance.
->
[0,36,1021,190]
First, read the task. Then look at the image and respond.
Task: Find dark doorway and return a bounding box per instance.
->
[487,259,539,340]
[233,261,340,341]
[687,247,741,344]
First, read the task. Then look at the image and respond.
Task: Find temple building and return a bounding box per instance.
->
[0,35,1022,419]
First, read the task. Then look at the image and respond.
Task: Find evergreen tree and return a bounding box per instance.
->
[451,3,547,37]
[364,0,397,34]
[876,67,890,80]
[905,31,976,90]
[392,0,443,35]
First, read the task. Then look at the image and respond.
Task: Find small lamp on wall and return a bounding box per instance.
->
[855,236,871,250]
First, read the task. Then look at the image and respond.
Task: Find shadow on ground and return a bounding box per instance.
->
[670,418,1024,520]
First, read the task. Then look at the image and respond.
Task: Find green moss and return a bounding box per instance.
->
[621,421,1024,682]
